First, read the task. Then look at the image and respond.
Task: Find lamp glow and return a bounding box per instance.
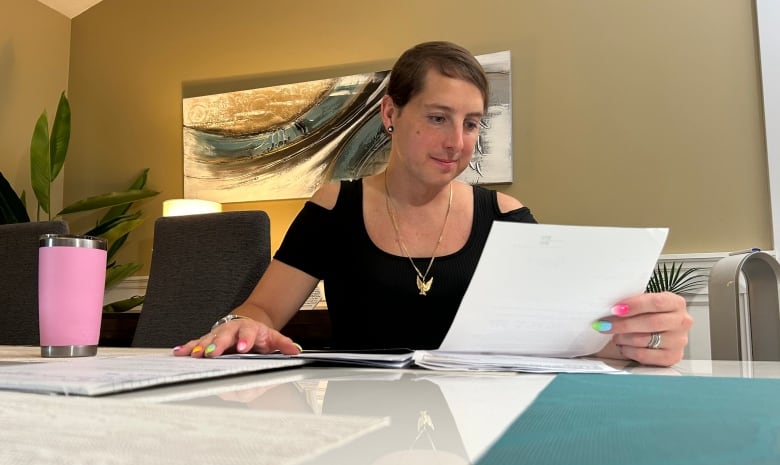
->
[163,199,222,217]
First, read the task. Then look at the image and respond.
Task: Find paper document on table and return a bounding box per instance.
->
[0,389,388,465]
[223,349,415,368]
[413,351,623,373]
[437,222,668,358]
[0,354,308,396]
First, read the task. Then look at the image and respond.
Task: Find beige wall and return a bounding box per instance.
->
[1,0,70,219]
[27,0,771,273]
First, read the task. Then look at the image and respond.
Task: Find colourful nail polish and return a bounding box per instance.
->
[592,320,612,332]
[236,339,248,352]
[294,342,303,352]
[192,345,203,354]
[172,345,182,352]
[205,344,216,355]
[611,304,630,316]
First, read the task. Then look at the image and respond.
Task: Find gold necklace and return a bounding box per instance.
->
[384,174,453,296]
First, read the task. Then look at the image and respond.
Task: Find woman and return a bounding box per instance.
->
[174,41,692,367]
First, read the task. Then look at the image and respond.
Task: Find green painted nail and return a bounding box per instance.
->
[205,344,216,355]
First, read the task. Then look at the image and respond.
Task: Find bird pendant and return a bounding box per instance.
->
[416,275,433,296]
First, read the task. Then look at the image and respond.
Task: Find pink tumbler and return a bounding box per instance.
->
[38,234,108,357]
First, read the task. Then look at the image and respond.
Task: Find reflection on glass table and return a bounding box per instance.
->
[120,367,555,464]
[110,359,780,465]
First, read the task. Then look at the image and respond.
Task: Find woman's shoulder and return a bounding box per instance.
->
[309,181,341,210]
[470,184,524,213]
[470,184,536,223]
[495,190,524,213]
[309,179,363,210]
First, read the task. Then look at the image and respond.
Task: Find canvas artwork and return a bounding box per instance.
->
[182,51,513,202]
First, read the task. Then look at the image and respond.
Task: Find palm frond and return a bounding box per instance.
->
[646,262,707,295]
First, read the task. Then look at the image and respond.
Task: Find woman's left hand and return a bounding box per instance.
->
[593,292,693,367]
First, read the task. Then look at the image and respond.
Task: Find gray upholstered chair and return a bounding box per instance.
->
[0,220,70,345]
[131,210,271,347]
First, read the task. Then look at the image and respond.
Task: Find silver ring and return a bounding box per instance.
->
[647,332,662,350]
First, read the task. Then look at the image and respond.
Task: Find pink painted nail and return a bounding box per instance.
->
[236,339,248,352]
[611,304,630,316]
[172,345,182,352]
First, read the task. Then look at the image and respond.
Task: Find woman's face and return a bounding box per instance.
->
[383,69,484,187]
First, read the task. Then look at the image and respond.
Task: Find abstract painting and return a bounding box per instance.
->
[183,51,512,202]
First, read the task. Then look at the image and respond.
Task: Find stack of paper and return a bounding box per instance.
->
[0,354,307,396]
[225,349,415,369]
[412,351,622,373]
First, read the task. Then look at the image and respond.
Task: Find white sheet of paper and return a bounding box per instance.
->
[0,389,387,465]
[437,222,668,357]
[413,351,625,373]
[0,354,307,396]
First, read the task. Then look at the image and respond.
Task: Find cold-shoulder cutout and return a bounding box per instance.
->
[495,191,525,214]
[309,181,341,210]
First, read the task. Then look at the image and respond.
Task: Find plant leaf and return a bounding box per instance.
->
[49,91,70,181]
[85,212,141,262]
[100,168,151,225]
[98,218,144,245]
[57,189,159,215]
[30,110,51,216]
[106,234,128,263]
[664,263,672,287]
[85,211,142,237]
[105,263,143,289]
[0,171,31,223]
[670,267,709,294]
[646,262,708,295]
[103,295,145,313]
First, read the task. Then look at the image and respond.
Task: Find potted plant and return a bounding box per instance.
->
[0,91,159,311]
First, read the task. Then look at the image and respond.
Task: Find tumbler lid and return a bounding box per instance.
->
[39,234,108,250]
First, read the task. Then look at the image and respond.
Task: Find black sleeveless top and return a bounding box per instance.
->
[275,180,537,349]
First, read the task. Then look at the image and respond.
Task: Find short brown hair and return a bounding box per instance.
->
[386,41,489,113]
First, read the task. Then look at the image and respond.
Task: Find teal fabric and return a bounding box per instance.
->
[476,373,780,465]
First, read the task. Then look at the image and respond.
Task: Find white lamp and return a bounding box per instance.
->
[163,199,222,217]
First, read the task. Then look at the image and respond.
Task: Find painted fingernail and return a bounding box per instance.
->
[172,345,182,352]
[192,345,203,354]
[205,344,216,355]
[592,320,612,332]
[236,339,248,352]
[611,304,630,316]
[294,343,303,352]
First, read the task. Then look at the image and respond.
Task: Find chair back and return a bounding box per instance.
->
[0,220,70,345]
[132,211,271,347]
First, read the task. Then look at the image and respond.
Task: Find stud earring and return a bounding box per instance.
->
[387,125,394,134]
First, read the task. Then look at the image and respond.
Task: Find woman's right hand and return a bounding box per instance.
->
[172,317,302,358]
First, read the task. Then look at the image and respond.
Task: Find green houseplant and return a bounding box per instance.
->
[646,262,708,295]
[0,91,159,311]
